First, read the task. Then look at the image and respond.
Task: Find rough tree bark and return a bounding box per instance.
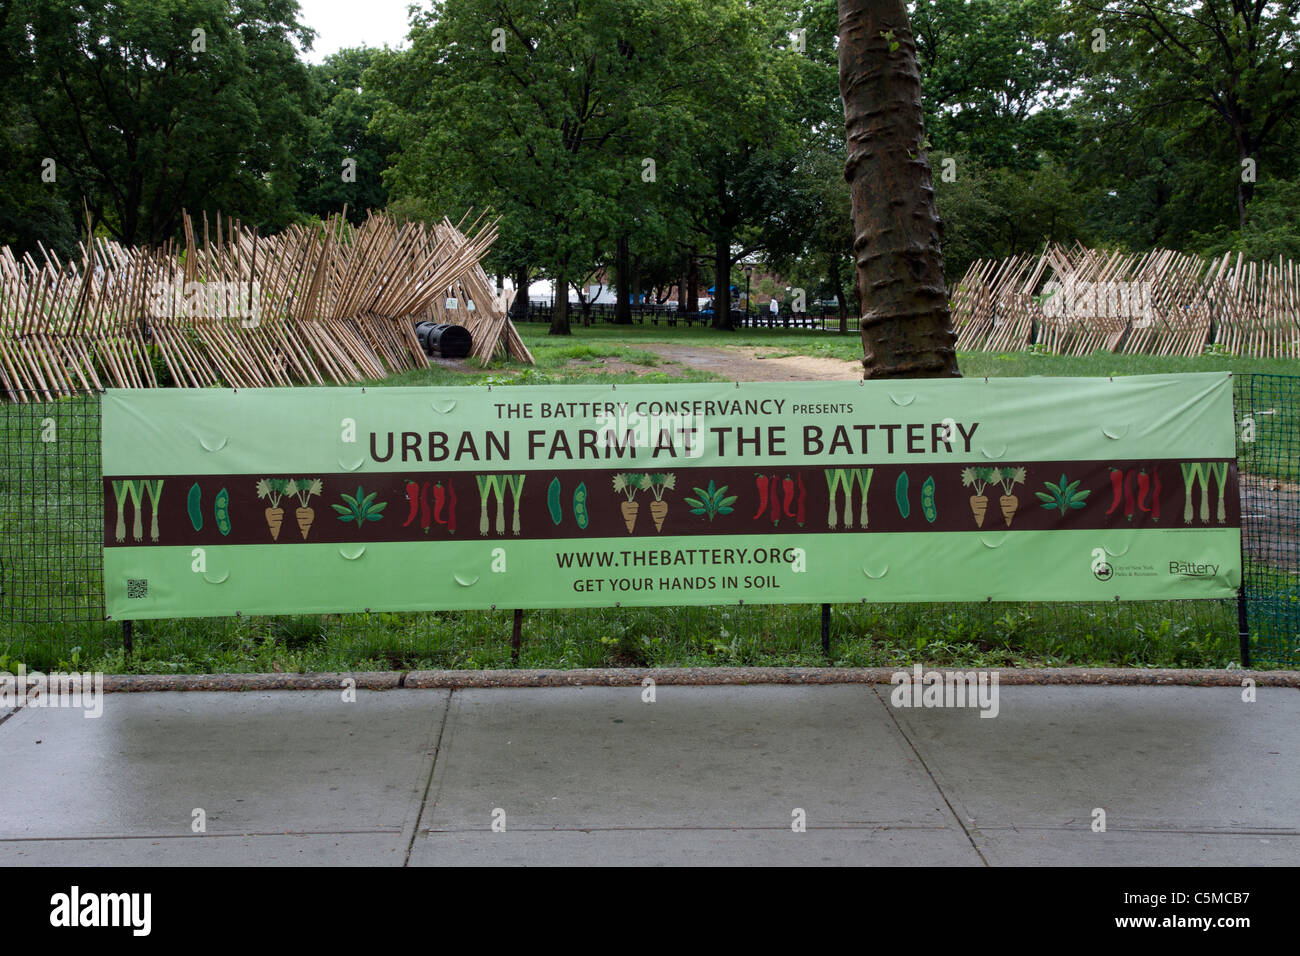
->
[614,234,632,324]
[712,234,732,331]
[549,263,571,335]
[686,251,699,311]
[838,0,959,378]
[510,266,530,323]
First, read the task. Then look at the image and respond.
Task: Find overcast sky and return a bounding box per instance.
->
[296,0,416,63]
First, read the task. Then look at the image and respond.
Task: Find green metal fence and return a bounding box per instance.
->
[0,376,1292,667]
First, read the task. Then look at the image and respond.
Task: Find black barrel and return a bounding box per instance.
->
[415,322,473,359]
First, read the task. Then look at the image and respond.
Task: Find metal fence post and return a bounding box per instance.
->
[511,608,523,665]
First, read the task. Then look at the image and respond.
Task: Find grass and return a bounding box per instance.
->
[0,599,1246,675]
[2,323,1297,673]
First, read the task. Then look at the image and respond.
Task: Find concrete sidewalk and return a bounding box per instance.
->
[1,682,1296,865]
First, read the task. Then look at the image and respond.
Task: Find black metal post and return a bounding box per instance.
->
[1237,591,1251,668]
[820,603,831,657]
[511,608,523,665]
[122,619,133,657]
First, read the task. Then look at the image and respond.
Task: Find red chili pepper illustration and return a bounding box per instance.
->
[447,479,457,534]
[419,482,432,532]
[1151,469,1161,522]
[1124,469,1136,520]
[1137,470,1151,513]
[796,473,806,526]
[433,483,447,525]
[402,481,420,527]
[769,473,780,524]
[752,474,769,520]
[782,476,796,517]
[1106,469,1124,516]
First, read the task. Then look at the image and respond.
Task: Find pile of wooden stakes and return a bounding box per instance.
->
[951,243,1300,358]
[0,209,533,401]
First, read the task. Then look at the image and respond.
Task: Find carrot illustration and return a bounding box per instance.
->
[752,474,769,520]
[256,478,288,540]
[402,481,420,527]
[613,473,644,534]
[996,467,1025,527]
[647,473,676,532]
[961,467,991,527]
[289,478,322,539]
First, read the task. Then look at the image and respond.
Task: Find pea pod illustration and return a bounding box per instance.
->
[547,477,563,526]
[187,482,204,532]
[921,476,937,524]
[895,472,910,519]
[573,482,589,530]
[214,487,231,536]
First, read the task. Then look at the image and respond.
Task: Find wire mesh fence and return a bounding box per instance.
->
[0,392,103,624]
[1235,373,1300,665]
[0,376,1291,667]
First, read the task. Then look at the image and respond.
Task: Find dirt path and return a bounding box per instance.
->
[643,344,862,382]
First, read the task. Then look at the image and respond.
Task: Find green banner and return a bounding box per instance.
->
[102,374,1240,619]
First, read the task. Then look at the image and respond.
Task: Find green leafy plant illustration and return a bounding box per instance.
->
[1035,474,1091,516]
[332,485,388,528]
[683,480,737,522]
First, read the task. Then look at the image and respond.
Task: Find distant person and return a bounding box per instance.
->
[769,297,779,325]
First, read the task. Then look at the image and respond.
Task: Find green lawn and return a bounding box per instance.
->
[2,324,1296,673]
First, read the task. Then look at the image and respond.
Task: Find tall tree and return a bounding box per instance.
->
[838,0,959,378]
[298,47,392,222]
[18,0,317,245]
[1070,0,1300,231]
[373,0,701,336]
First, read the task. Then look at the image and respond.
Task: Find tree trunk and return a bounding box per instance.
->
[677,254,689,313]
[614,234,632,324]
[579,283,593,328]
[712,235,732,331]
[838,0,959,379]
[549,265,570,335]
[1236,136,1255,231]
[510,266,530,322]
[631,253,640,313]
[687,251,699,311]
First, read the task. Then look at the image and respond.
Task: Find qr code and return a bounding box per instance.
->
[126,578,148,599]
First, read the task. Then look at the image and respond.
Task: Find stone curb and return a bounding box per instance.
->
[95,667,1300,692]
